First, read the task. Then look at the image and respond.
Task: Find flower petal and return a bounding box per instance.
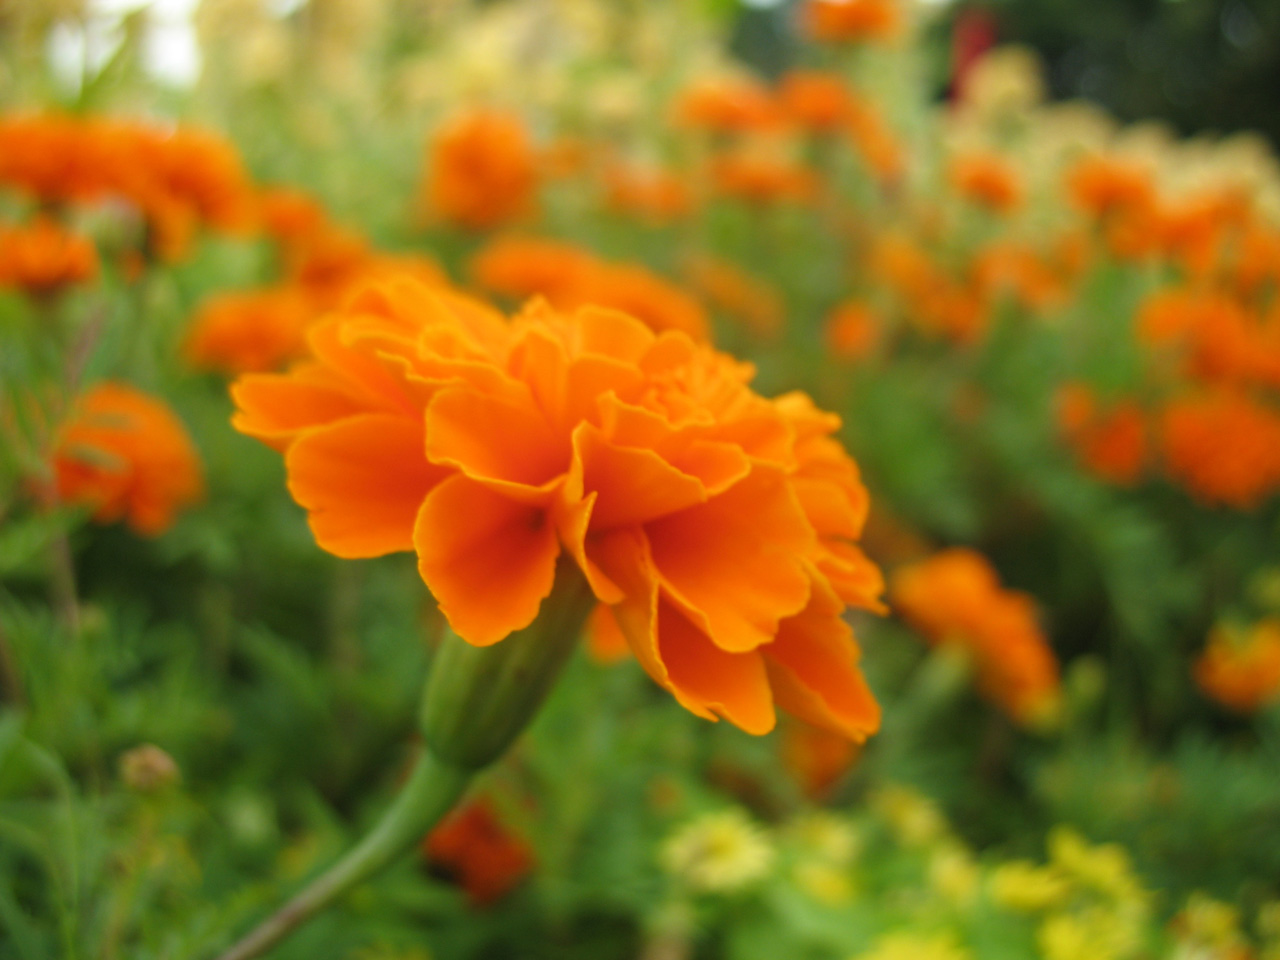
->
[647,464,813,652]
[230,365,366,449]
[415,474,560,646]
[286,413,446,558]
[426,385,568,489]
[574,422,708,529]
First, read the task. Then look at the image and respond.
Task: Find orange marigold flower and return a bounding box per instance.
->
[182,286,317,374]
[778,71,856,135]
[1066,154,1157,221]
[1159,387,1280,509]
[232,276,884,740]
[972,242,1068,311]
[804,0,902,44]
[825,300,882,360]
[0,217,99,295]
[425,110,538,231]
[255,187,329,254]
[1055,383,1147,486]
[711,148,819,206]
[890,548,1060,727]
[602,160,695,224]
[472,237,710,340]
[1194,620,1280,713]
[949,152,1024,215]
[684,253,784,339]
[52,382,204,536]
[424,797,534,906]
[673,75,782,134]
[0,113,108,202]
[871,235,988,343]
[845,100,904,184]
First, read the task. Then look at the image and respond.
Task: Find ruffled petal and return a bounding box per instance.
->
[415,474,560,646]
[286,413,445,558]
[647,464,813,652]
[426,384,569,489]
[230,365,366,449]
[574,422,708,529]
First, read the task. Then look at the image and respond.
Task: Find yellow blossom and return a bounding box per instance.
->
[871,785,948,848]
[929,842,980,907]
[661,809,775,893]
[852,931,972,960]
[989,860,1071,912]
[794,861,856,906]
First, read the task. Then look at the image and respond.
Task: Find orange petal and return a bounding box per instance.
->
[585,603,630,663]
[573,422,707,529]
[656,597,776,734]
[230,366,366,449]
[415,474,560,646]
[426,385,568,489]
[647,465,813,652]
[763,585,880,741]
[286,413,446,558]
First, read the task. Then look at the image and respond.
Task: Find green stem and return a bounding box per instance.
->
[213,749,471,960]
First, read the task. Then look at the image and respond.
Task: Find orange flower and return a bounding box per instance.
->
[472,237,710,340]
[825,300,881,360]
[845,100,904,184]
[0,217,99,295]
[0,113,109,202]
[52,382,204,536]
[182,287,317,374]
[255,187,329,255]
[803,0,902,44]
[972,242,1068,311]
[872,235,988,343]
[425,110,538,231]
[673,75,782,134]
[1056,383,1147,486]
[778,71,856,135]
[1159,387,1280,509]
[1066,154,1157,221]
[949,152,1023,215]
[684,253,784,338]
[424,798,534,906]
[1194,620,1280,713]
[890,548,1060,726]
[711,148,819,206]
[232,275,883,740]
[601,160,695,224]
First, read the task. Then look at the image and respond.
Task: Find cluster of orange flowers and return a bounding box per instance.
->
[0,112,254,262]
[0,216,99,296]
[890,548,1060,727]
[232,276,884,740]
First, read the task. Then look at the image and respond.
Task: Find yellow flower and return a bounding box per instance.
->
[1175,892,1245,951]
[989,860,1071,912]
[852,931,972,960]
[1037,907,1141,960]
[929,842,980,907]
[787,812,863,866]
[1047,827,1147,907]
[794,861,856,906]
[871,785,948,848]
[661,809,775,893]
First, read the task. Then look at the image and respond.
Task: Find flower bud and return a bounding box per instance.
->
[421,557,595,771]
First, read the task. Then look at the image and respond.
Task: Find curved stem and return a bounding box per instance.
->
[214,750,471,960]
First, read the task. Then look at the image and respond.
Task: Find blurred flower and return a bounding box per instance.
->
[232,277,883,739]
[778,70,856,136]
[711,144,819,206]
[890,549,1061,727]
[423,797,534,906]
[948,151,1023,215]
[1194,619,1280,713]
[870,784,947,848]
[119,744,181,793]
[673,73,781,134]
[794,860,855,905]
[1159,387,1280,509]
[852,932,971,960]
[182,287,317,375]
[52,382,204,536]
[424,110,538,231]
[929,841,979,906]
[0,216,99,296]
[786,811,862,866]
[1056,384,1148,487]
[1172,893,1248,955]
[803,0,902,45]
[826,300,882,361]
[602,160,695,225]
[661,808,774,893]
[1037,907,1141,960]
[990,860,1071,912]
[958,46,1045,118]
[1047,827,1146,906]
[781,718,862,799]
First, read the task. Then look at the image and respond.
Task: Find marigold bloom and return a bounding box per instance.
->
[949,152,1024,215]
[255,187,329,254]
[183,287,317,374]
[472,238,710,340]
[232,276,883,739]
[673,76,782,134]
[601,160,694,224]
[778,71,856,135]
[1159,388,1280,509]
[52,382,204,536]
[1056,384,1147,486]
[0,217,99,295]
[846,101,904,183]
[1194,620,1280,713]
[825,300,882,360]
[804,0,902,44]
[425,110,538,231]
[423,798,534,906]
[890,548,1060,726]
[711,149,819,206]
